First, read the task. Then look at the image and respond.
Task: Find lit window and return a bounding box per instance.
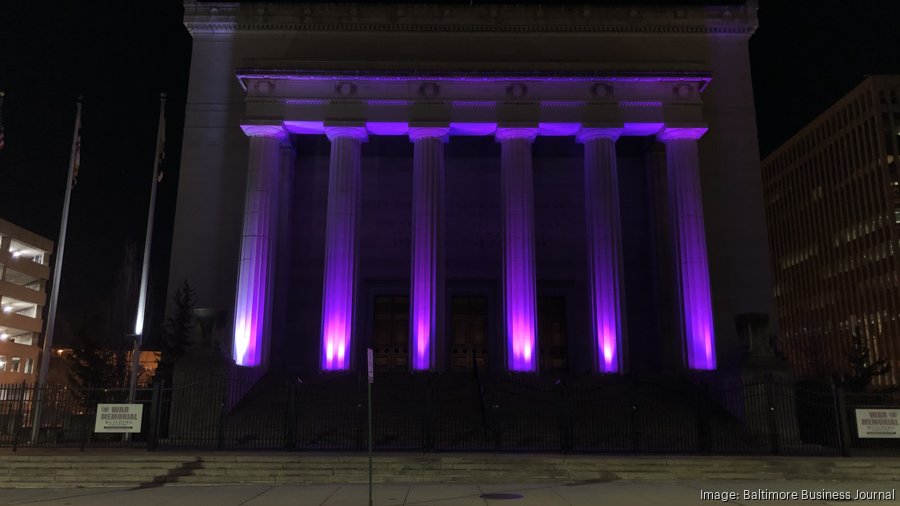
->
[24,358,33,374]
[0,356,6,372]
[10,357,20,373]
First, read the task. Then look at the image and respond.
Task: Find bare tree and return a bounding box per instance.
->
[66,243,141,390]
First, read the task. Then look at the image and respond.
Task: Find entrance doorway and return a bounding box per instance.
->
[372,295,409,372]
[538,296,568,372]
[450,296,489,371]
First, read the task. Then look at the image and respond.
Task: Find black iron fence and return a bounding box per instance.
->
[1,374,897,455]
[0,382,155,450]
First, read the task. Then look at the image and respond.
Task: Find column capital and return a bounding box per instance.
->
[658,126,708,142]
[241,124,287,140]
[409,127,450,143]
[325,126,369,142]
[576,128,622,143]
[495,127,538,143]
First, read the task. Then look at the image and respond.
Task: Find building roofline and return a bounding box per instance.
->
[762,75,900,166]
[184,1,758,35]
[0,219,54,252]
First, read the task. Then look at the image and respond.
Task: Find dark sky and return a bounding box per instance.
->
[0,0,898,346]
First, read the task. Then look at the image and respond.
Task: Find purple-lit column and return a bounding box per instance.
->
[409,127,448,371]
[659,127,716,370]
[578,128,626,373]
[320,127,367,371]
[233,125,286,367]
[497,128,538,373]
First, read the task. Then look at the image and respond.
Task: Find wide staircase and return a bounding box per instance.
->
[1,453,899,488]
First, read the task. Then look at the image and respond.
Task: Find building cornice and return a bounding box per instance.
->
[184,2,758,35]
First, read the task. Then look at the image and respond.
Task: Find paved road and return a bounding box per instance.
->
[0,481,897,506]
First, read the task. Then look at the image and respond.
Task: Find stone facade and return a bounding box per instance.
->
[168,1,773,375]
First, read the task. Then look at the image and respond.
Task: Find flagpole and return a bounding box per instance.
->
[129,93,166,404]
[0,90,6,151]
[32,98,82,442]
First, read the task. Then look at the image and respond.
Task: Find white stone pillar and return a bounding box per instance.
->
[320,126,368,371]
[659,127,716,370]
[409,127,448,371]
[497,128,539,373]
[233,125,286,367]
[578,128,626,373]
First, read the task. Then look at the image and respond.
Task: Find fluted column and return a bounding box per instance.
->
[320,126,368,371]
[497,128,539,373]
[233,125,287,367]
[578,128,626,373]
[409,127,448,371]
[659,127,716,370]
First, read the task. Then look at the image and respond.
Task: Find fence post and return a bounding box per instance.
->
[832,384,851,457]
[627,378,639,452]
[12,381,26,452]
[216,376,227,451]
[558,380,573,453]
[81,393,91,452]
[764,375,780,455]
[147,380,162,451]
[423,376,434,451]
[357,373,365,452]
[695,385,708,453]
[284,381,296,451]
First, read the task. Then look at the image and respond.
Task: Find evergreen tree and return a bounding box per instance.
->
[841,326,891,391]
[156,280,196,384]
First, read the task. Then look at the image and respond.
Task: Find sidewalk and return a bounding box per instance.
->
[1,481,898,506]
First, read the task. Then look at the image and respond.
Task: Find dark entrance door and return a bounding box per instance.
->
[538,296,568,372]
[450,296,488,371]
[372,295,409,372]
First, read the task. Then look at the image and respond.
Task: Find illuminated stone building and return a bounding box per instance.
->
[0,219,52,385]
[762,76,900,386]
[167,1,773,377]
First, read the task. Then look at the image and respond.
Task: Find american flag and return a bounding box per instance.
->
[72,109,82,186]
[0,91,5,151]
[156,101,165,182]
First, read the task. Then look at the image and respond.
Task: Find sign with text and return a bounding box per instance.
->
[855,409,900,438]
[367,348,374,384]
[94,404,143,433]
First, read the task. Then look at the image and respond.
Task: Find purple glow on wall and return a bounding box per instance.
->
[320,127,367,371]
[233,126,284,367]
[579,129,625,373]
[498,128,538,373]
[284,121,669,140]
[409,128,447,371]
[660,128,716,370]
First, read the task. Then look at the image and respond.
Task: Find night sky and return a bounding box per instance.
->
[0,0,898,347]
